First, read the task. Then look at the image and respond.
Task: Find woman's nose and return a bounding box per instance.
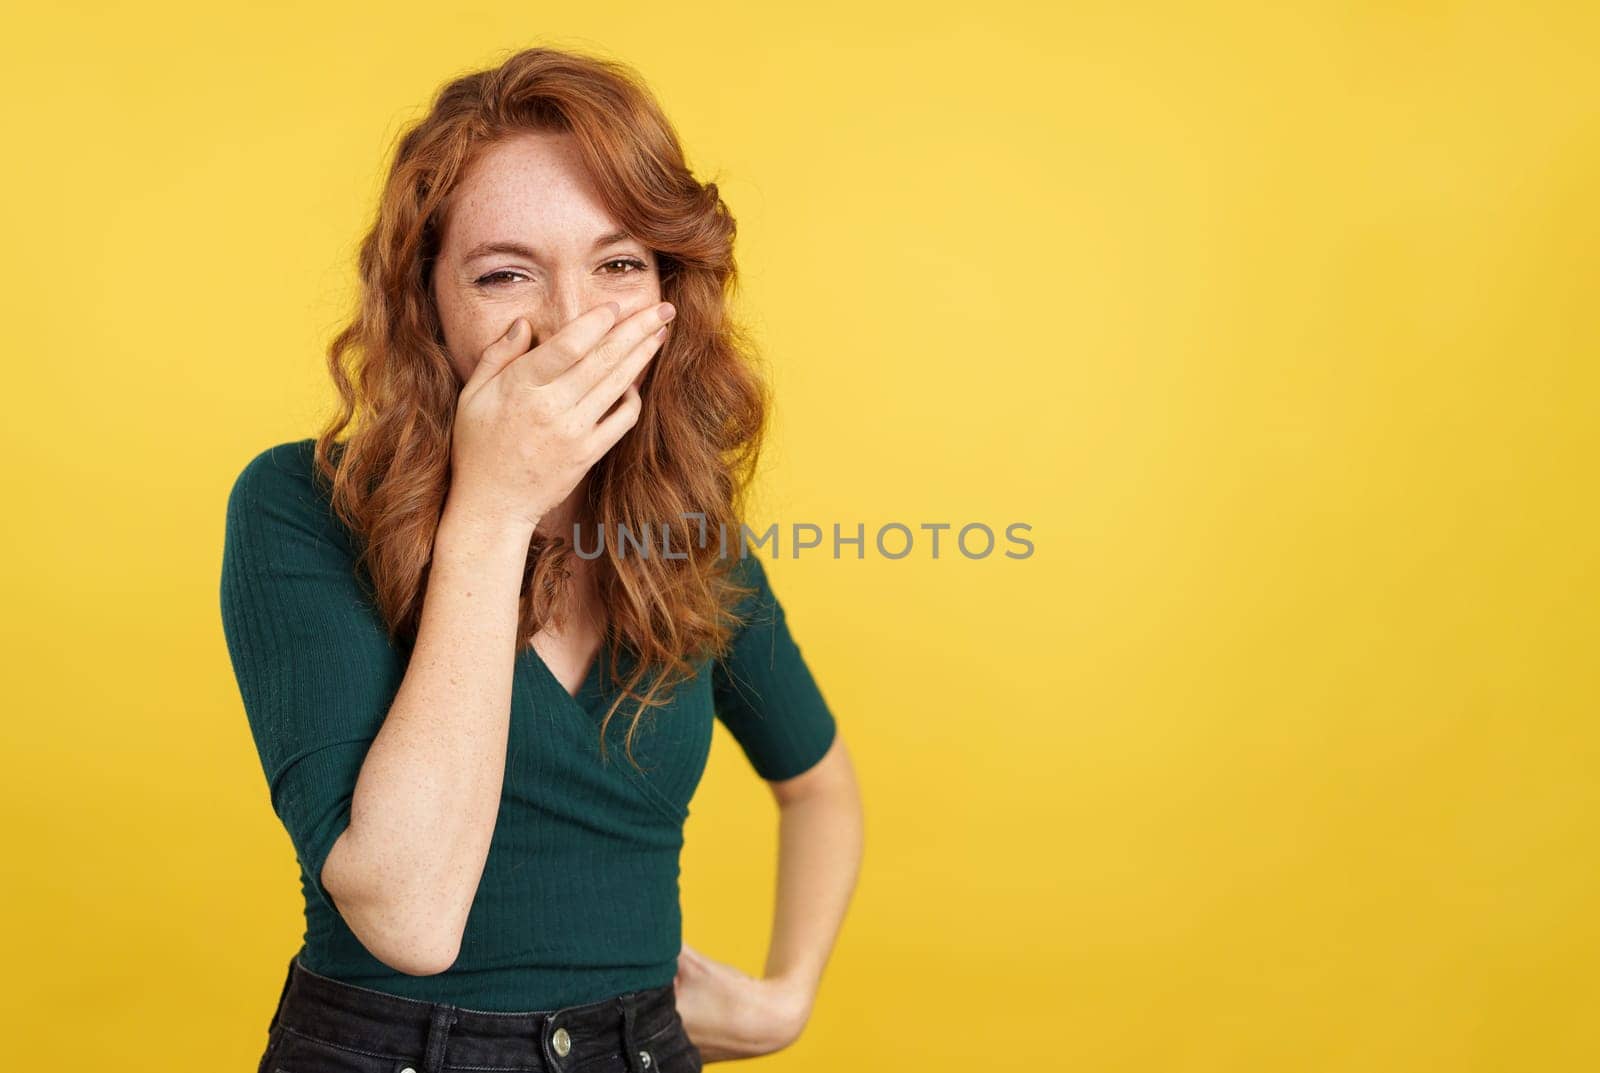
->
[532,294,607,341]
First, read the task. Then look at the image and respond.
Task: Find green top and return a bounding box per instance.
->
[219,439,837,1011]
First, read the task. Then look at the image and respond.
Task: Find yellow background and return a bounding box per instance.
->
[3,2,1596,1070]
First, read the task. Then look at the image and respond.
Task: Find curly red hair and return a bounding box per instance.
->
[310,45,769,771]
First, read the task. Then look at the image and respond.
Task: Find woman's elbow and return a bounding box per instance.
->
[334,884,464,976]
[321,830,466,976]
[768,734,857,808]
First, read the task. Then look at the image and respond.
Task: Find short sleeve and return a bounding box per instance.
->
[711,551,838,781]
[219,440,407,915]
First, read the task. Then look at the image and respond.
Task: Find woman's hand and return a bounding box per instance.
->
[671,941,812,1061]
[447,299,673,531]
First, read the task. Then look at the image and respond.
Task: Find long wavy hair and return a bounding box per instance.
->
[309,46,769,773]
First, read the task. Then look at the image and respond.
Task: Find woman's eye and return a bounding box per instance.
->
[475,259,647,288]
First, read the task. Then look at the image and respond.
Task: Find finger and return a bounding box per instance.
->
[465,316,532,389]
[554,300,674,400]
[574,322,666,425]
[520,299,627,387]
[586,383,643,456]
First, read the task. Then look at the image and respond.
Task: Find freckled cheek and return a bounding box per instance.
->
[436,296,494,363]
[445,285,512,341]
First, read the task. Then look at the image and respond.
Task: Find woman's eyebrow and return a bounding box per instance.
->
[461,231,637,263]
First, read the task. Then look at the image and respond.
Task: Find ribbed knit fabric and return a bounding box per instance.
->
[219,439,837,1012]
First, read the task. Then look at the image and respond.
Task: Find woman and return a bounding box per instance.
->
[220,46,863,1073]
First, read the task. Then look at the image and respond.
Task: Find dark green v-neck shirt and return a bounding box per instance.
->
[219,439,837,1011]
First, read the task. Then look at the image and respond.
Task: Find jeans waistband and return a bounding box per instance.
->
[270,953,680,1073]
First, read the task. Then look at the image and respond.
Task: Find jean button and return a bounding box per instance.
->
[552,1025,572,1057]
[639,1049,653,1067]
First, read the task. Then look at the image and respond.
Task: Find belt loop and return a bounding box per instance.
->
[421,1003,459,1073]
[619,994,646,1073]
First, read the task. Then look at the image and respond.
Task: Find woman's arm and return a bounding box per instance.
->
[675,735,863,1060]
[762,734,864,1041]
[222,445,537,975]
[685,550,863,1059]
[323,493,535,974]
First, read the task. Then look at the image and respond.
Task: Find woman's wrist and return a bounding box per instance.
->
[753,973,815,1050]
[439,489,538,550]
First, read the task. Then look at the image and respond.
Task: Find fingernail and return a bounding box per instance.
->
[656,302,676,322]
[606,301,622,317]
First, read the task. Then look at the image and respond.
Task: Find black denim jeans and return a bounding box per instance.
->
[257,954,704,1073]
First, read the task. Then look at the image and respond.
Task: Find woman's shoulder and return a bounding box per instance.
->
[720,543,780,632]
[724,543,770,588]
[225,437,353,551]
[229,437,332,494]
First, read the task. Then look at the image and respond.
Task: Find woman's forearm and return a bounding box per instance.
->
[762,748,865,1040]
[321,493,535,974]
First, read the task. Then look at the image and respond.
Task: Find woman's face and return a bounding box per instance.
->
[430,130,663,388]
